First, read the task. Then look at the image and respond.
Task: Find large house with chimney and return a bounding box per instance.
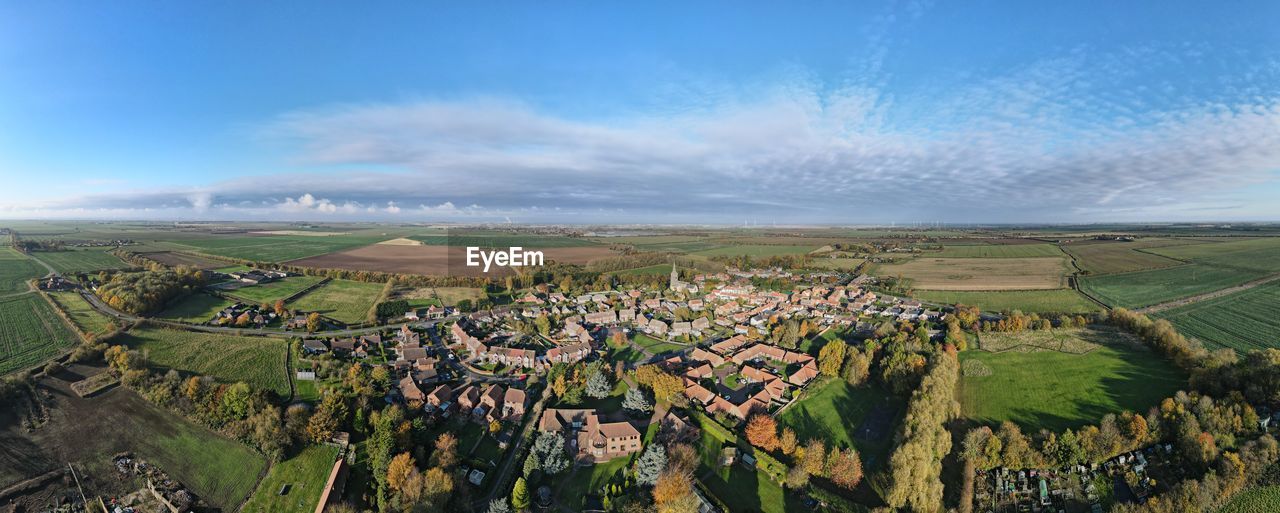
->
[538,408,642,463]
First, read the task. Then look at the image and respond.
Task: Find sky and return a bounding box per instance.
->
[2,1,1279,224]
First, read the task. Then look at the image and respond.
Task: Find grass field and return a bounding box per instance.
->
[806,257,866,270]
[877,257,1069,290]
[931,244,1064,258]
[1217,485,1280,513]
[700,460,805,513]
[165,233,393,262]
[1154,281,1280,353]
[48,291,114,336]
[0,294,80,375]
[556,455,630,509]
[32,248,130,274]
[242,445,340,513]
[777,379,900,469]
[411,232,601,247]
[120,327,291,396]
[693,244,818,257]
[1079,264,1265,308]
[157,293,236,323]
[407,286,484,307]
[1145,237,1280,273]
[221,275,326,303]
[960,328,1186,431]
[634,333,685,355]
[1061,240,1190,275]
[289,279,385,324]
[608,263,673,276]
[0,248,45,293]
[911,289,1102,314]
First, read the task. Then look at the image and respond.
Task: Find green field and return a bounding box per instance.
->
[700,459,805,513]
[222,276,326,303]
[165,233,394,262]
[931,243,1064,258]
[242,445,340,513]
[961,328,1186,432]
[48,291,114,336]
[0,294,80,375]
[1145,237,1280,273]
[1079,264,1264,308]
[911,289,1102,314]
[777,379,899,469]
[120,327,291,396]
[32,248,130,274]
[1217,485,1280,513]
[412,232,600,248]
[0,248,46,293]
[157,293,236,323]
[289,279,385,324]
[693,245,817,257]
[1061,240,1190,275]
[633,333,684,355]
[556,455,631,509]
[1154,281,1280,353]
[608,263,673,276]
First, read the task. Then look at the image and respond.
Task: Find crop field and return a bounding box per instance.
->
[48,291,114,336]
[875,257,1069,290]
[163,233,394,262]
[930,243,1064,258]
[805,257,865,270]
[777,380,900,469]
[289,279,385,324]
[0,294,79,375]
[1061,239,1193,275]
[1144,236,1280,273]
[138,251,233,269]
[0,366,267,509]
[608,263,673,276]
[0,248,46,293]
[119,327,290,396]
[911,289,1101,314]
[1153,281,1280,353]
[157,293,236,323]
[960,327,1186,431]
[33,248,129,274]
[242,444,340,513]
[219,275,326,303]
[1079,264,1265,309]
[286,243,618,276]
[692,244,818,257]
[1218,485,1280,513]
[411,232,601,247]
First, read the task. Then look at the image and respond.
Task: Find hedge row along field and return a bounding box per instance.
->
[119,327,291,396]
[1078,263,1264,309]
[1153,280,1280,353]
[0,294,79,375]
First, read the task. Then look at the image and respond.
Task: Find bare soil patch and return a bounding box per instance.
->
[287,243,620,277]
[377,237,423,246]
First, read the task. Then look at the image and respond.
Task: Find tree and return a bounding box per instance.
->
[306,312,322,333]
[842,350,872,386]
[433,432,459,468]
[818,339,847,377]
[800,439,827,477]
[780,427,798,456]
[528,431,571,475]
[745,414,780,451]
[489,420,502,435]
[622,388,653,415]
[653,470,698,513]
[387,453,416,492]
[785,465,810,489]
[511,477,531,510]
[586,370,612,399]
[307,394,347,443]
[635,444,668,486]
[487,499,513,513]
[961,426,1002,470]
[221,382,253,419]
[826,448,863,490]
[274,299,287,317]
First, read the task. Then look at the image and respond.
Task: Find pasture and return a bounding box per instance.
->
[48,291,114,336]
[1079,264,1264,309]
[0,294,79,375]
[157,293,236,323]
[0,248,45,293]
[242,445,340,513]
[1061,239,1191,275]
[911,289,1102,314]
[289,279,385,324]
[1154,281,1280,353]
[876,257,1069,290]
[119,327,291,396]
[165,233,393,262]
[33,248,129,274]
[219,275,326,303]
[960,327,1185,432]
[777,379,900,469]
[930,243,1063,258]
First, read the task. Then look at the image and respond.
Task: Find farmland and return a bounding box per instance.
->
[218,275,326,303]
[1061,239,1192,275]
[1153,281,1280,353]
[608,263,673,276]
[119,327,291,396]
[48,291,114,336]
[0,365,267,510]
[875,257,1069,290]
[411,232,601,247]
[777,379,900,469]
[286,243,619,276]
[1079,264,1265,309]
[692,244,818,257]
[289,279,386,324]
[242,445,340,513]
[163,233,394,262]
[0,294,80,375]
[31,248,130,274]
[157,293,236,323]
[0,247,46,293]
[911,289,1101,314]
[1218,485,1280,513]
[960,327,1186,432]
[930,243,1063,258]
[1144,237,1280,273]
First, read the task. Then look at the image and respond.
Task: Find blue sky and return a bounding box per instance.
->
[2,1,1279,223]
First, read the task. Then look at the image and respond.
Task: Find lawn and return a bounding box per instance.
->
[32,248,130,274]
[0,294,80,375]
[119,327,291,396]
[931,244,1064,258]
[911,289,1102,314]
[0,248,46,293]
[289,279,386,324]
[633,333,685,355]
[1079,264,1265,308]
[556,456,632,509]
[875,257,1069,290]
[48,291,114,336]
[777,379,900,469]
[1217,485,1280,513]
[242,445,340,513]
[700,463,807,513]
[157,293,236,323]
[221,276,326,304]
[1154,281,1280,353]
[960,328,1186,432]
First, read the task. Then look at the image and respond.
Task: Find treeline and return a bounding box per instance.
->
[884,350,960,512]
[95,267,205,315]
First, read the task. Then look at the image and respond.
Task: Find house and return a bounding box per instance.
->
[788,361,820,386]
[584,310,617,325]
[456,385,480,412]
[647,319,669,336]
[478,384,505,422]
[538,408,642,463]
[426,384,454,408]
[330,338,356,354]
[503,388,528,420]
[302,339,329,354]
[399,376,425,403]
[546,341,592,365]
[691,317,711,331]
[690,348,725,367]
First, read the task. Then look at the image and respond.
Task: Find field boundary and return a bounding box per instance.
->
[1136,271,1280,315]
